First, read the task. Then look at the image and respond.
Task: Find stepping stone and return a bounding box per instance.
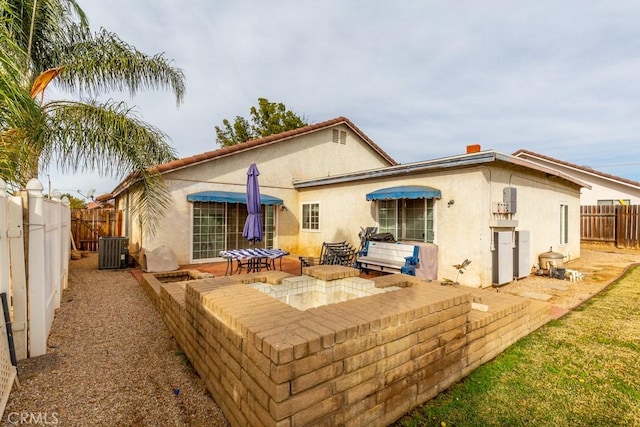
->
[520,291,553,301]
[542,283,569,291]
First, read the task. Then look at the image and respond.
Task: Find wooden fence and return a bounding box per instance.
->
[71,208,117,251]
[581,205,640,248]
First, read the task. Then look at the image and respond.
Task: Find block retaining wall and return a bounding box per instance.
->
[144,270,551,426]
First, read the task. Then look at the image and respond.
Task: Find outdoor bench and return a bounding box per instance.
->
[355,241,419,275]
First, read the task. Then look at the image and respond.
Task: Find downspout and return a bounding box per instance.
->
[125,191,130,238]
[479,166,494,249]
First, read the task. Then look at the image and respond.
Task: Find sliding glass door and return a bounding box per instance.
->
[192,202,275,261]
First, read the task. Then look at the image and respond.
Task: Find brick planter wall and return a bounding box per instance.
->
[150,270,551,426]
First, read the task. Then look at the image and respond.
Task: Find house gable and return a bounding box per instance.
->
[513,149,640,205]
[109,117,396,198]
[108,117,398,264]
[294,149,584,288]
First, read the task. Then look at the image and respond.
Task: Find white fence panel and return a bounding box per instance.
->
[0,180,18,415]
[59,195,70,294]
[0,182,9,297]
[7,196,26,361]
[0,177,68,361]
[26,179,70,358]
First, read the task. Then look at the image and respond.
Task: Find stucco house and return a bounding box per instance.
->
[293,147,586,287]
[513,149,640,206]
[108,118,587,288]
[109,116,396,261]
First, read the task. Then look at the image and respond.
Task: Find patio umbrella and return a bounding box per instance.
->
[242,163,263,243]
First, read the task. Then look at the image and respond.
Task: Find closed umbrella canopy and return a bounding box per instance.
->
[242,163,263,243]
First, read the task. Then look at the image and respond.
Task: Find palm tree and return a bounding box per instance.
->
[0,0,185,234]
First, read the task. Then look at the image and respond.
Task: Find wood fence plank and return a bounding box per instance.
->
[581,205,640,248]
[71,208,115,251]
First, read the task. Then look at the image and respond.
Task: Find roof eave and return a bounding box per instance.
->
[514,149,637,190]
[294,150,590,189]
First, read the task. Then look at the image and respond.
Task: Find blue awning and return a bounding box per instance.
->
[187,191,283,205]
[366,185,442,201]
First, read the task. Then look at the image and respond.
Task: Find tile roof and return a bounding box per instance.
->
[108,117,396,197]
[154,116,395,174]
[513,149,640,189]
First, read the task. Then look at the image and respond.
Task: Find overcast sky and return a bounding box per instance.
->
[47,0,640,197]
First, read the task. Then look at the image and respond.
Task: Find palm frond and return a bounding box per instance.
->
[30,65,63,98]
[40,98,177,178]
[128,169,174,237]
[0,128,39,189]
[51,26,185,105]
[0,0,182,233]
[0,48,35,128]
[0,9,46,187]
[2,0,85,77]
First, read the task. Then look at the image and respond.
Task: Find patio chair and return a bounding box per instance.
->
[299,241,358,274]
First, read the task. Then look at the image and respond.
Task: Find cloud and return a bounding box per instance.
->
[46,0,640,194]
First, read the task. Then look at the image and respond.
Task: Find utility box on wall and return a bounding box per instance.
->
[503,187,517,214]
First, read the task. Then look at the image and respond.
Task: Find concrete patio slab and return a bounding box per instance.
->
[520,291,553,301]
[542,283,569,291]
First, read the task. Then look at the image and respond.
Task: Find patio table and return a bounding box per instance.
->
[219,248,289,275]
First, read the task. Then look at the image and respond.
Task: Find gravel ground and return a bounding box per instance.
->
[3,254,229,427]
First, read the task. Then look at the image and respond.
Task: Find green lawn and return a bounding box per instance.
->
[395,266,640,427]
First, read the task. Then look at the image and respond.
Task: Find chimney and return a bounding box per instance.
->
[466,144,481,154]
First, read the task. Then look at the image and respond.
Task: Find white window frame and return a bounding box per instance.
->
[376,198,436,243]
[301,202,320,232]
[189,201,277,263]
[560,203,569,245]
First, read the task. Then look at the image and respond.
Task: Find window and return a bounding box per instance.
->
[377,198,435,243]
[560,204,568,245]
[192,202,275,260]
[302,202,320,231]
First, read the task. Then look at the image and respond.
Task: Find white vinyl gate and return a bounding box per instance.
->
[0,178,70,413]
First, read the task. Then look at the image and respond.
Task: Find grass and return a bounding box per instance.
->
[394,266,640,427]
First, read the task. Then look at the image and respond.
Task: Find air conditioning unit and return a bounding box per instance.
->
[98,237,129,270]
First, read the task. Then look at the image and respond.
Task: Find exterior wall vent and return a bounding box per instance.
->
[332,129,347,144]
